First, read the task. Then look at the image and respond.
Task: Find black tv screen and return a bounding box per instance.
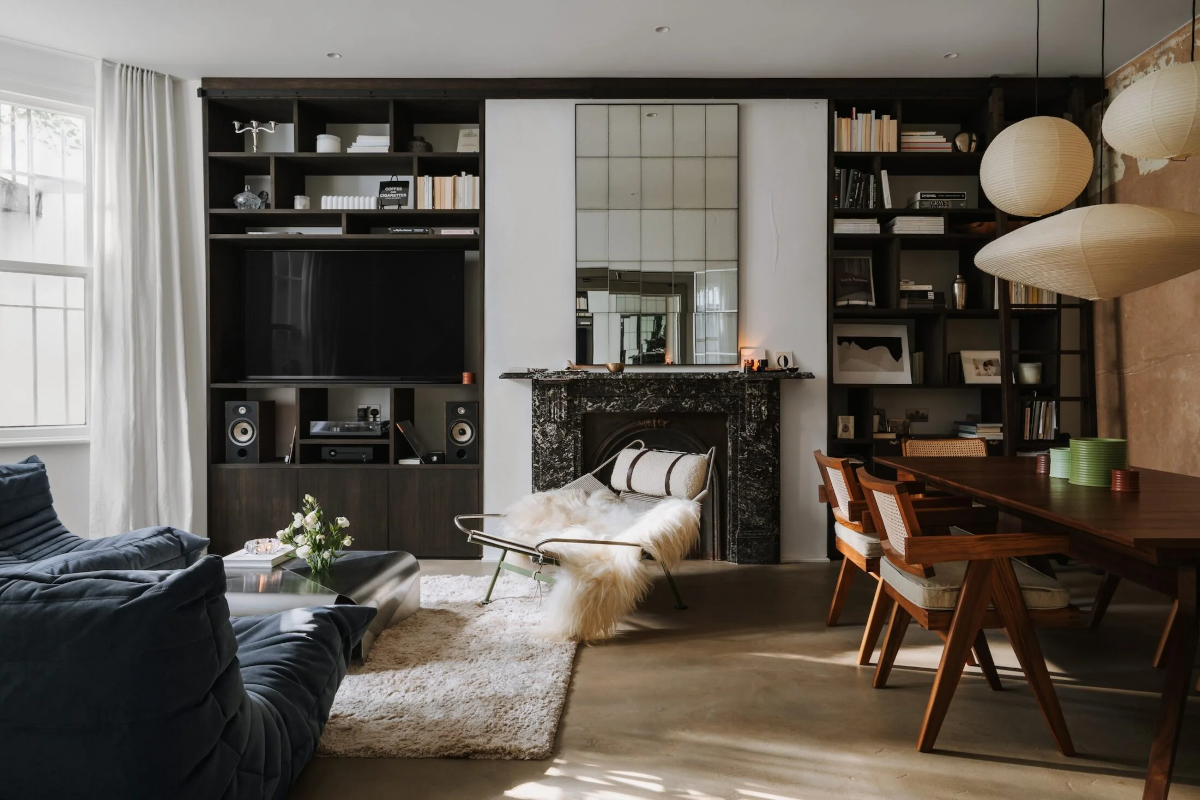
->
[244,250,465,381]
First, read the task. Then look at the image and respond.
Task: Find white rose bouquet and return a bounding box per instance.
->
[278,494,353,573]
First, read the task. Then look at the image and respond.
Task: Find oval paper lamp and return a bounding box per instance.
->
[974,205,1200,301]
[1103,62,1200,160]
[980,117,1093,217]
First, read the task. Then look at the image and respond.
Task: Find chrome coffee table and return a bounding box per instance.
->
[224,550,420,660]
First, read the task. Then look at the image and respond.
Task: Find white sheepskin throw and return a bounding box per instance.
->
[499,488,700,642]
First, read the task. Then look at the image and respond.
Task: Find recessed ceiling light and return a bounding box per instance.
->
[654,26,670,33]
[943,52,959,59]
[326,52,343,59]
[646,112,658,118]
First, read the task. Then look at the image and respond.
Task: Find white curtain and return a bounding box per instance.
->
[89,62,193,535]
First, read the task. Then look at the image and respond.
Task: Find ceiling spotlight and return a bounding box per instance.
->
[943,52,959,59]
[326,52,343,59]
[654,26,670,33]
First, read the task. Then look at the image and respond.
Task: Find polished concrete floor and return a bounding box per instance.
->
[291,559,1200,800]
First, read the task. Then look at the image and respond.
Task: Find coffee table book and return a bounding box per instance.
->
[223,547,296,569]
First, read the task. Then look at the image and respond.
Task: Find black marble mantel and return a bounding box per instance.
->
[501,370,816,564]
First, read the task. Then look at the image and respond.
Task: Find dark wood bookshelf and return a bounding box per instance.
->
[203,89,485,559]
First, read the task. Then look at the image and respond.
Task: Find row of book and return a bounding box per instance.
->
[901,131,953,152]
[957,421,1003,440]
[833,168,881,209]
[900,289,946,310]
[1010,281,1059,305]
[1022,399,1058,441]
[834,110,899,152]
[885,216,944,234]
[416,173,480,210]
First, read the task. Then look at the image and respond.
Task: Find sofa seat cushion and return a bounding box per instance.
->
[0,455,207,574]
[834,521,882,558]
[881,556,1071,611]
[0,556,374,800]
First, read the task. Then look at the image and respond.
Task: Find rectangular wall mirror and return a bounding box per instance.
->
[575,104,739,365]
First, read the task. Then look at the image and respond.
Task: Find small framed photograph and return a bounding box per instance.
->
[832,324,911,385]
[961,350,1002,384]
[767,350,796,369]
[836,415,855,439]
[377,176,414,209]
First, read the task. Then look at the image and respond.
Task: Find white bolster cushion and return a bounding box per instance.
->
[611,449,708,499]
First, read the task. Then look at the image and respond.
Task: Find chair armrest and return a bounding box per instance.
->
[534,537,643,552]
[453,513,504,535]
[903,533,1071,564]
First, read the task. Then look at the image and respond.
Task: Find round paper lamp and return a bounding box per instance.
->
[974,205,1200,301]
[980,117,1093,217]
[1103,62,1200,160]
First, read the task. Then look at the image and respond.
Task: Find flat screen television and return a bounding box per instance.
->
[244,250,465,381]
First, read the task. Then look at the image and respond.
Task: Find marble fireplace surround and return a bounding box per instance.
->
[500,370,815,564]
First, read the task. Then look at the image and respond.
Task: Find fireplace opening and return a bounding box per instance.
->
[582,412,727,560]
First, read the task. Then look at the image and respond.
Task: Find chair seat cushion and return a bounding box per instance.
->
[834,521,882,558]
[881,556,1070,611]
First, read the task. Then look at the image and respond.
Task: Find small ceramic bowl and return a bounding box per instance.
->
[605,362,625,374]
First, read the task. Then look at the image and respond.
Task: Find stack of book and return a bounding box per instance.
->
[222,544,295,569]
[956,421,1003,440]
[834,168,878,209]
[885,216,944,235]
[416,172,480,210]
[900,131,953,152]
[907,191,967,210]
[1022,399,1058,440]
[346,134,390,153]
[899,281,946,309]
[834,109,899,152]
[834,218,880,234]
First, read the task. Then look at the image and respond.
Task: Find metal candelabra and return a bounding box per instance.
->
[232,120,277,153]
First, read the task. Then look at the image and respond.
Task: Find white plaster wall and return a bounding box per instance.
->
[483,98,829,562]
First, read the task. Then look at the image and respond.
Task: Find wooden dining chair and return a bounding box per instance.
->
[857,467,1079,755]
[815,451,997,667]
[901,437,989,458]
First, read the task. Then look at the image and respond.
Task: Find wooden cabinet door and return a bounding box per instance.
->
[388,469,481,558]
[208,467,298,556]
[297,469,390,551]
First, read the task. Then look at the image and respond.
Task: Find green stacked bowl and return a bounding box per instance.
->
[1069,438,1129,487]
[1049,447,1071,479]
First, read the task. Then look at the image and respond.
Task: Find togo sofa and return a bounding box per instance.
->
[0,555,375,800]
[0,455,208,574]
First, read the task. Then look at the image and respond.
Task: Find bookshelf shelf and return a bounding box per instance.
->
[208,233,479,249]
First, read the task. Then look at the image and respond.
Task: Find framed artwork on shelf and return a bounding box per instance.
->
[836,416,855,439]
[832,252,876,307]
[960,350,1002,384]
[832,324,911,385]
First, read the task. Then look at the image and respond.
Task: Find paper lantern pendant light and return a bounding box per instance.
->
[980,116,1094,217]
[1103,61,1200,160]
[974,204,1200,300]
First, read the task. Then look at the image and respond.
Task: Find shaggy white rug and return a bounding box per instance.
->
[317,572,576,759]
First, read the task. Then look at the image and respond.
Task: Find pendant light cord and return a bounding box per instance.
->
[1035,0,1041,114]
[1192,0,1196,62]
[1101,0,1106,204]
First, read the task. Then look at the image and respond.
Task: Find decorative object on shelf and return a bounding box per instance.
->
[905,407,928,423]
[979,0,1092,218]
[457,127,480,152]
[233,185,263,210]
[565,360,589,370]
[278,494,353,574]
[911,351,925,384]
[1111,468,1141,493]
[377,175,414,209]
[953,273,968,309]
[320,195,377,209]
[463,372,475,384]
[257,190,270,209]
[1018,362,1044,385]
[960,350,1002,384]
[831,324,911,385]
[836,416,855,439]
[974,204,1200,300]
[768,350,795,369]
[742,359,754,373]
[284,426,297,464]
[232,119,277,153]
[833,253,876,307]
[1068,437,1129,488]
[738,346,765,365]
[1049,447,1071,479]
[604,362,625,374]
[1103,6,1200,161]
[756,359,769,372]
[316,133,341,153]
[953,131,978,153]
[224,538,294,568]
[1036,453,1052,474]
[405,135,433,152]
[294,195,310,210]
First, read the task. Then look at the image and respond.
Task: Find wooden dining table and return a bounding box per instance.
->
[874,455,1199,800]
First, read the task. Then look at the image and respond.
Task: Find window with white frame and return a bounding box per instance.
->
[0,93,90,433]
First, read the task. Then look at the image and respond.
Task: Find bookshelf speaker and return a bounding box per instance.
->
[445,401,478,464]
[225,400,275,463]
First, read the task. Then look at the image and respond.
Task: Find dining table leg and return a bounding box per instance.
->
[1143,565,1197,800]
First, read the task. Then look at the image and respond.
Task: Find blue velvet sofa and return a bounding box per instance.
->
[0,455,208,573]
[0,555,374,800]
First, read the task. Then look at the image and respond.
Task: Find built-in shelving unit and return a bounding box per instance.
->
[825,81,1100,505]
[202,86,485,559]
